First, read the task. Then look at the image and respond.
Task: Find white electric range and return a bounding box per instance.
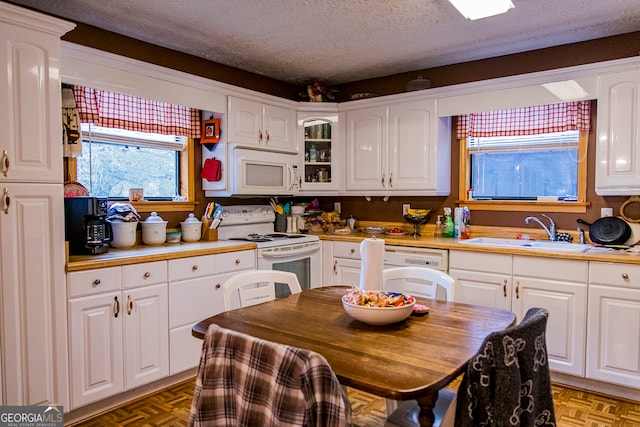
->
[217,205,321,292]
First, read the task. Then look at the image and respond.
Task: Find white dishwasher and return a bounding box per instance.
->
[384,245,449,271]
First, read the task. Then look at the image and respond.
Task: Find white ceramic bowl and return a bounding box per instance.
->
[109,221,138,248]
[342,293,415,325]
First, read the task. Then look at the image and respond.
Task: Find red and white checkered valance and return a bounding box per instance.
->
[456,101,591,138]
[72,85,201,138]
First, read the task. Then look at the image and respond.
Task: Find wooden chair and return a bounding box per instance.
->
[189,324,351,426]
[221,269,302,310]
[382,266,455,415]
[386,307,555,427]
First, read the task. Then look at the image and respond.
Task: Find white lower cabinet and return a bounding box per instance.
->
[587,262,640,388]
[67,262,168,409]
[449,251,587,376]
[331,242,362,287]
[168,250,255,375]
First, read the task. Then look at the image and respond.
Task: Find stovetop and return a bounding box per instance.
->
[217,205,319,248]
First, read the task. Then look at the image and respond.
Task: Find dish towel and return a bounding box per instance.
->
[359,237,384,290]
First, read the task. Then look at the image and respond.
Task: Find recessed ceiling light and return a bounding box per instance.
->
[542,80,590,101]
[448,0,515,20]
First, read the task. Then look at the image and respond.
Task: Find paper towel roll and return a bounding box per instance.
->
[359,237,385,290]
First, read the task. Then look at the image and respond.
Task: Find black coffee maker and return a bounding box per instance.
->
[64,196,111,255]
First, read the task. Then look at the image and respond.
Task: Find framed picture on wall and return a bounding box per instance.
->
[201,118,221,144]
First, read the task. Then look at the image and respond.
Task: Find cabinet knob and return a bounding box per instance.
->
[1,150,8,177]
[333,260,337,274]
[503,279,507,297]
[622,273,629,280]
[515,281,520,299]
[192,265,198,271]
[114,296,120,318]
[127,295,133,315]
[265,131,270,144]
[381,174,386,188]
[350,248,355,254]
[215,283,221,289]
[235,259,241,265]
[93,279,101,286]
[258,129,263,143]
[144,272,151,278]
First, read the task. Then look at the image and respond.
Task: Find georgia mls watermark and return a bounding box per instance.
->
[0,406,63,427]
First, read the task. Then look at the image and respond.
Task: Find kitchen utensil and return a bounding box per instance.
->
[283,202,291,215]
[620,196,640,223]
[576,217,631,245]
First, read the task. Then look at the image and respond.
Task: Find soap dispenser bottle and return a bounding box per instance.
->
[434,215,443,239]
[442,207,455,238]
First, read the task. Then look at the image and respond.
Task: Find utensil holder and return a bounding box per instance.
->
[201,217,218,241]
[275,213,287,232]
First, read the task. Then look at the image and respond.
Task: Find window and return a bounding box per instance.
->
[66,85,201,211]
[469,131,580,200]
[77,124,184,199]
[458,101,591,213]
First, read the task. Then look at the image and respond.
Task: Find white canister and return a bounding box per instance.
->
[109,220,138,248]
[180,213,203,242]
[141,212,168,245]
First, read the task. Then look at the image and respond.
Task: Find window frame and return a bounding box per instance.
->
[65,138,196,214]
[457,130,589,213]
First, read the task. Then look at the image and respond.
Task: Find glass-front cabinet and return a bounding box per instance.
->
[298,107,339,192]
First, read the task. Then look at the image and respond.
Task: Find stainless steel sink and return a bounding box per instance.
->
[459,237,592,253]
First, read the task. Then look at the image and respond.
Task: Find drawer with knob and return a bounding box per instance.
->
[589,261,640,289]
[122,261,167,289]
[168,254,216,282]
[67,266,122,298]
[215,249,256,274]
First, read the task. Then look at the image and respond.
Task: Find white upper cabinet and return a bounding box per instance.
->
[345,99,450,195]
[228,96,296,152]
[596,68,640,195]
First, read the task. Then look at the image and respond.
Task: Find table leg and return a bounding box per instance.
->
[415,391,438,427]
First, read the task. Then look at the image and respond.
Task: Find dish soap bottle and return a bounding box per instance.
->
[442,207,455,238]
[434,215,443,239]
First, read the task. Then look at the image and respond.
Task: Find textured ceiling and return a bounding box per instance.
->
[8,0,640,85]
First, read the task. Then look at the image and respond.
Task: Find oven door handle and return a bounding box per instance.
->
[260,246,319,258]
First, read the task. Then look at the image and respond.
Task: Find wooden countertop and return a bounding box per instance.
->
[319,233,640,264]
[66,240,256,271]
[66,230,640,272]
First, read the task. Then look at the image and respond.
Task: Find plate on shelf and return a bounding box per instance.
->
[64,181,89,197]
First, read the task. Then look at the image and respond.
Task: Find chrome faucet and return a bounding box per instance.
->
[524,214,557,241]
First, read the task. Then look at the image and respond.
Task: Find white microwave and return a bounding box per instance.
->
[223,147,301,196]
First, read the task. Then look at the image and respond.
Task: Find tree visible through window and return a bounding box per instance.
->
[77,124,180,199]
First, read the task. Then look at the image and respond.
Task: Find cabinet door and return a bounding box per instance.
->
[1,183,67,406]
[596,69,640,195]
[345,107,388,190]
[388,100,437,191]
[333,258,361,288]
[0,21,63,183]
[123,283,169,389]
[68,291,124,408]
[227,97,263,147]
[300,114,340,192]
[263,103,295,152]
[169,274,227,374]
[587,284,640,388]
[513,277,586,376]
[449,268,512,310]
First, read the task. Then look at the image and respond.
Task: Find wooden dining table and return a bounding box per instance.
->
[192,286,516,427]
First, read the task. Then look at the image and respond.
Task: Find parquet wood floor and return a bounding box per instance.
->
[68,378,640,427]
